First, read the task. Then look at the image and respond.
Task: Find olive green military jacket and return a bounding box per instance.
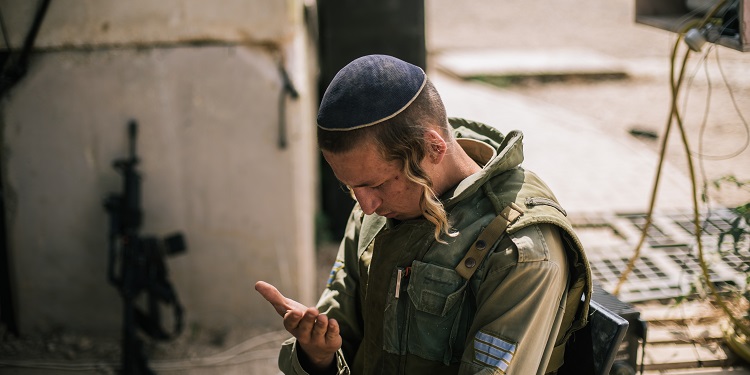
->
[279,118,591,375]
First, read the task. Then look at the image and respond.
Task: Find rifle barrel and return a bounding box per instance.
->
[128,120,138,161]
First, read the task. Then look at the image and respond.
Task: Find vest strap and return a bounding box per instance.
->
[455,202,524,280]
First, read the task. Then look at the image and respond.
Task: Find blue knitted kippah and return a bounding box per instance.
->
[317,55,426,131]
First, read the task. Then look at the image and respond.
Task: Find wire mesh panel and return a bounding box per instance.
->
[573,208,748,303]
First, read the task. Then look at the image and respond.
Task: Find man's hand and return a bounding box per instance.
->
[255,281,342,371]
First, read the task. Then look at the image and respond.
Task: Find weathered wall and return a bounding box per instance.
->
[1,0,317,335]
[3,0,294,48]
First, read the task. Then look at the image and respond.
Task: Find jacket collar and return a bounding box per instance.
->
[441,117,525,210]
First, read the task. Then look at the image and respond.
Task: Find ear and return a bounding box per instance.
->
[424,129,447,164]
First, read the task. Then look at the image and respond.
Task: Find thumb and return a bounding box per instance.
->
[255,281,291,317]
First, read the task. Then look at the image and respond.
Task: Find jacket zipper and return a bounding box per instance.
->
[525,197,568,217]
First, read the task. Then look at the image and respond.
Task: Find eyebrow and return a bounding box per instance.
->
[340,171,395,189]
[346,176,389,189]
[349,181,376,189]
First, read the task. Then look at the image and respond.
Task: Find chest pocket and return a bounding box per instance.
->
[406,260,468,365]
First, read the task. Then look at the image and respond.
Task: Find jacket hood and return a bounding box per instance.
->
[441,117,525,210]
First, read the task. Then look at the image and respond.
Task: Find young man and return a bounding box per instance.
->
[257,54,591,375]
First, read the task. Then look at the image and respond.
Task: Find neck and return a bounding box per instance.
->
[431,140,481,197]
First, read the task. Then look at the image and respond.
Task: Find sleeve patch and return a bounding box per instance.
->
[473,331,517,373]
[326,260,345,288]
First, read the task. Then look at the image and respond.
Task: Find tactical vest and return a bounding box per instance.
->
[354,170,592,374]
[456,197,592,373]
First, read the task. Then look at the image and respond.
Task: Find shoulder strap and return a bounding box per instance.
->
[454,201,589,374]
[455,202,524,280]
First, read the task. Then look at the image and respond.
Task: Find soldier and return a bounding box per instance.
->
[257,54,591,375]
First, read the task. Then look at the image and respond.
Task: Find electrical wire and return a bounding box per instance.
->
[691,58,750,161]
[675,2,717,32]
[612,0,726,295]
[678,10,748,161]
[708,46,750,159]
[613,0,750,344]
[612,22,696,297]
[680,16,748,307]
[696,45,717,211]
[691,24,750,161]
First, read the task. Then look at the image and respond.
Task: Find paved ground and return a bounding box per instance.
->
[427,0,750,212]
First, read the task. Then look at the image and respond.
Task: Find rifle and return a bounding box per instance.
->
[104,120,187,374]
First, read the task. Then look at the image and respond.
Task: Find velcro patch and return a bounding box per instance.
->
[473,331,517,373]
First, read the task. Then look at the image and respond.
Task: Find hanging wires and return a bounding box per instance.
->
[612,12,700,297]
[681,42,716,210]
[699,46,750,161]
[613,0,750,339]
[687,42,750,160]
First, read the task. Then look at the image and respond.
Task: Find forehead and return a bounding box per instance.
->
[322,141,399,187]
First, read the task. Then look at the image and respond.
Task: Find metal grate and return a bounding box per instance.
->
[721,248,750,274]
[661,246,722,278]
[588,253,681,302]
[618,213,684,248]
[573,208,748,303]
[670,210,736,237]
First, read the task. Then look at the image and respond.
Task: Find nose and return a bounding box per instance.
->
[352,187,382,215]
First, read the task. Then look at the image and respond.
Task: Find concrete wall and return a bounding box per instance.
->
[1,0,317,336]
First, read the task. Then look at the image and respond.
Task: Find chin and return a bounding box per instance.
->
[397,213,421,221]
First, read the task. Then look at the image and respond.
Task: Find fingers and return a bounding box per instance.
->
[255,281,291,317]
[256,281,310,317]
[285,307,331,342]
[296,307,320,339]
[284,308,342,366]
[312,312,328,337]
[326,318,340,342]
[255,282,341,355]
[283,308,304,332]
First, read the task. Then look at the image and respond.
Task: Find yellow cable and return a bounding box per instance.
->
[613,29,692,296]
[674,0,750,342]
[724,321,750,363]
[614,0,750,342]
[612,0,728,295]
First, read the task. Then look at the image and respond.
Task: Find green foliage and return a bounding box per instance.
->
[677,176,749,307]
[713,176,750,316]
[713,175,750,192]
[714,175,750,254]
[675,283,699,305]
